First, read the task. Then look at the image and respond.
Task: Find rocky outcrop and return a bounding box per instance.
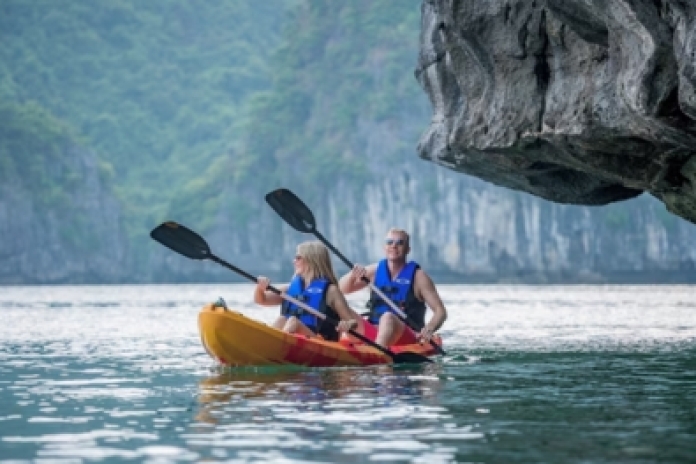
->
[416,0,696,224]
[0,145,127,284]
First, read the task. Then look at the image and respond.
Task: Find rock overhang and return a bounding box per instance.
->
[416,0,696,222]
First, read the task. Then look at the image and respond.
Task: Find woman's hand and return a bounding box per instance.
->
[350,264,367,284]
[256,276,270,291]
[254,277,286,306]
[336,319,358,333]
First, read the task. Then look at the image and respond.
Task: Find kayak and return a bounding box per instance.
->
[198,303,442,367]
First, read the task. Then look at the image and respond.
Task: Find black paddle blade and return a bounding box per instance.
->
[265,188,316,233]
[150,221,212,260]
[393,352,433,364]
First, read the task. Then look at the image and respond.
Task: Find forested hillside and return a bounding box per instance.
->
[0,0,292,246]
[2,0,694,283]
[183,1,427,230]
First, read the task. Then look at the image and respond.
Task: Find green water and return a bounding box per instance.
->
[1,284,695,463]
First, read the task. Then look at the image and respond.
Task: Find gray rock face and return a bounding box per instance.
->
[416,0,696,223]
[0,145,127,284]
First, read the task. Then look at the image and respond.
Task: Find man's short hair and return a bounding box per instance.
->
[386,227,410,246]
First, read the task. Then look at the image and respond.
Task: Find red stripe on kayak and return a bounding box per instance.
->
[283,336,344,366]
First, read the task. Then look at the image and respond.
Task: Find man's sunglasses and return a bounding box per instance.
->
[385,239,405,246]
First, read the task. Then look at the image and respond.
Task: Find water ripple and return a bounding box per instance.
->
[0,284,694,462]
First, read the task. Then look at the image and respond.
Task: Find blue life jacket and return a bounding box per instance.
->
[368,259,426,328]
[281,276,337,338]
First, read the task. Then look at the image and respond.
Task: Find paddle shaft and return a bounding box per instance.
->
[208,255,402,360]
[313,231,446,356]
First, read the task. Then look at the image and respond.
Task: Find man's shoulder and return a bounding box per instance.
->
[413,266,434,283]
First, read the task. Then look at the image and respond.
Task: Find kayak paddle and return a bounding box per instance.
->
[265,188,447,356]
[150,221,432,364]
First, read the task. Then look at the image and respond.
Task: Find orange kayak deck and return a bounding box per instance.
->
[198,304,442,367]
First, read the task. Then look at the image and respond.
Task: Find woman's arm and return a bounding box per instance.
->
[253,276,287,306]
[326,285,359,331]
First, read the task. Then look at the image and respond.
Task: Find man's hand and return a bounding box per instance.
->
[418,325,436,343]
[350,264,367,283]
[336,319,358,333]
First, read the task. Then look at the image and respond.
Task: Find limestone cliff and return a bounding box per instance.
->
[193,160,696,284]
[0,143,127,284]
[416,0,696,225]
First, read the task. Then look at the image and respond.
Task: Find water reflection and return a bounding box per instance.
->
[188,364,468,461]
[196,364,444,424]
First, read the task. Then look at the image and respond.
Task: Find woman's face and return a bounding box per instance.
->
[293,249,307,275]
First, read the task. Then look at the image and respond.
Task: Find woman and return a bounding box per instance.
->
[254,241,365,341]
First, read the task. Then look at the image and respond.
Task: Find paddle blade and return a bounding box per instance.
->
[393,352,433,364]
[265,188,316,233]
[150,221,212,260]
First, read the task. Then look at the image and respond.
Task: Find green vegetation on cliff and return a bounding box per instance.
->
[0,102,82,207]
[1,0,292,234]
[152,0,425,230]
[2,0,422,226]
[1,0,426,274]
[233,1,425,202]
[0,101,117,255]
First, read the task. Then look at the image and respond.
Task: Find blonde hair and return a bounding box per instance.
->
[295,241,338,285]
[386,227,410,247]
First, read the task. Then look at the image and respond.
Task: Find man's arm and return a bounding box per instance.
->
[338,263,377,294]
[414,269,447,333]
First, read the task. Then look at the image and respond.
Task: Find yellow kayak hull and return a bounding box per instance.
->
[198,304,441,367]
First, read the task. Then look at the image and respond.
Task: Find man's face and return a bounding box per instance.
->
[383,232,409,261]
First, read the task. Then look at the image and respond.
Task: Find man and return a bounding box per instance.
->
[338,228,447,348]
